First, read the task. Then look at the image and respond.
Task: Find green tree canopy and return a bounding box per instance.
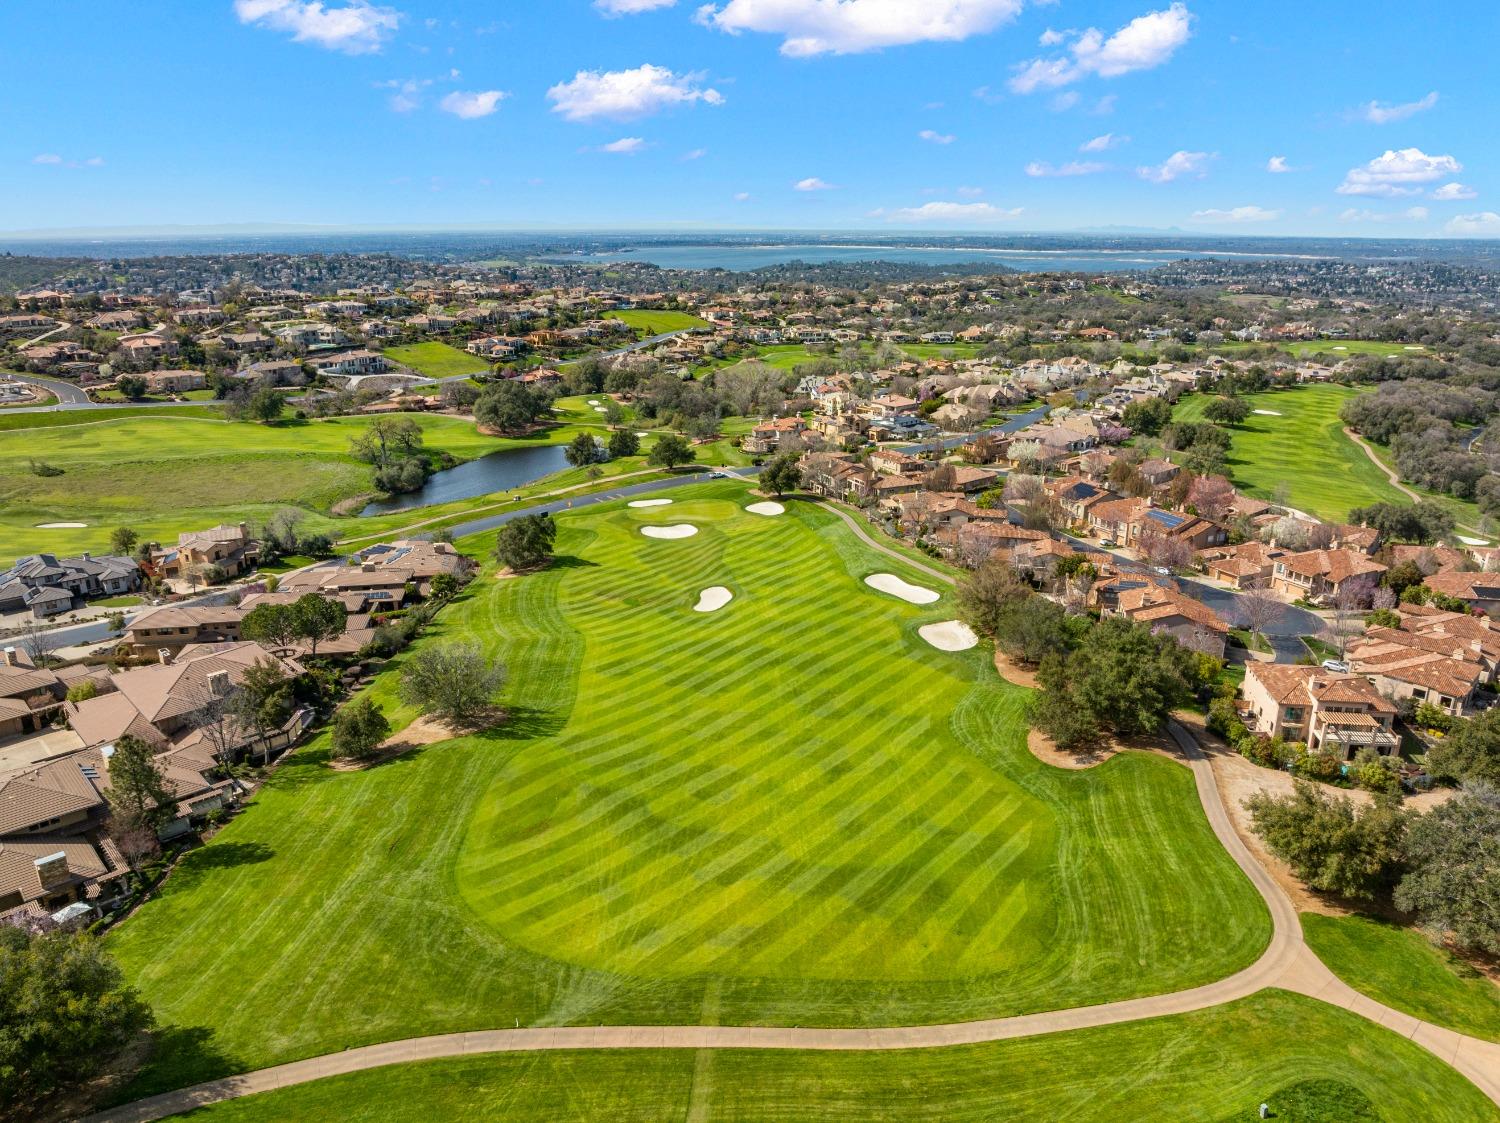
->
[494,513,557,573]
[0,926,153,1109]
[760,452,801,497]
[647,432,695,469]
[1246,780,1410,901]
[1395,785,1500,955]
[330,696,391,762]
[398,641,507,729]
[101,735,174,833]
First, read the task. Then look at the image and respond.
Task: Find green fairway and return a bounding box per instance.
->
[382,341,491,379]
[1173,385,1409,522]
[160,992,1496,1122]
[604,309,710,334]
[1302,915,1500,1042]
[106,485,1267,1099]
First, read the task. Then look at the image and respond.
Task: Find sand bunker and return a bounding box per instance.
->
[1459,535,1489,546]
[628,498,674,508]
[587,399,601,405]
[694,586,733,613]
[36,522,88,528]
[865,573,940,605]
[593,407,608,413]
[746,501,785,516]
[1252,409,1282,416]
[641,524,698,539]
[919,621,979,652]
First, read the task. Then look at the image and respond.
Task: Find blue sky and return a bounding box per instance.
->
[2,0,1496,237]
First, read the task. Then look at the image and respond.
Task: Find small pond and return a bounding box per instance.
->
[360,445,572,516]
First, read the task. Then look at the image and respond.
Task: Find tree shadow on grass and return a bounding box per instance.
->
[164,841,275,894]
[104,1024,242,1110]
[472,704,566,744]
[548,554,599,571]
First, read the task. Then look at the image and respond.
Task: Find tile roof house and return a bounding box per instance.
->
[1241,663,1400,758]
[148,523,259,582]
[1422,570,1500,615]
[1270,549,1388,604]
[1198,541,1287,589]
[0,648,67,738]
[0,552,141,618]
[1108,584,1229,658]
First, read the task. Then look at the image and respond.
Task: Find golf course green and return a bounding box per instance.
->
[105,484,1270,1100]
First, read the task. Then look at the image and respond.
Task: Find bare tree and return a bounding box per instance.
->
[1237,586,1284,643]
[15,620,57,666]
[1137,525,1195,572]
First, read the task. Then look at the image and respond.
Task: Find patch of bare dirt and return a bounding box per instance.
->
[993,649,1039,689]
[331,493,375,517]
[329,715,459,771]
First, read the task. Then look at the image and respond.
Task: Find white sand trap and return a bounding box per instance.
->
[635,431,651,437]
[641,524,698,539]
[587,399,601,405]
[1458,535,1490,546]
[36,521,88,528]
[694,586,733,613]
[593,406,608,412]
[920,621,979,652]
[865,573,940,605]
[746,501,785,517]
[1333,346,1348,351]
[1404,346,1422,351]
[629,498,673,508]
[1252,409,1282,416]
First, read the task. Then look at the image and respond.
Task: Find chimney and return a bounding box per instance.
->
[361,563,376,573]
[158,648,174,666]
[1,646,14,667]
[207,670,231,697]
[81,551,91,561]
[237,522,250,539]
[34,852,71,893]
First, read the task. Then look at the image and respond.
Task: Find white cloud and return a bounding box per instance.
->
[682,147,708,160]
[31,153,103,169]
[1049,91,1080,112]
[1339,206,1430,223]
[1137,150,1209,183]
[697,0,1024,57]
[1358,91,1438,125]
[878,201,1024,223]
[1010,3,1192,94]
[1091,94,1117,115]
[1445,212,1500,235]
[233,0,400,54]
[1266,155,1291,174]
[1189,205,1282,223]
[439,89,507,119]
[794,176,836,191]
[956,185,985,197]
[1038,27,1068,45]
[380,77,430,112]
[599,136,647,154]
[1080,133,1126,152]
[548,64,723,122]
[1431,182,1477,201]
[919,129,956,145]
[1025,160,1107,177]
[596,0,677,14]
[1337,148,1461,197]
[733,191,752,201]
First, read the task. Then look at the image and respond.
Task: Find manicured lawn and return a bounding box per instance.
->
[91,594,143,607]
[899,342,988,361]
[0,405,223,431]
[604,309,710,334]
[160,992,1496,1122]
[1300,635,1341,663]
[1173,385,1410,522]
[382,342,491,379]
[1303,914,1500,1042]
[1229,628,1271,654]
[107,485,1268,1099]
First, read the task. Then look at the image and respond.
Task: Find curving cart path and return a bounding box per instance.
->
[87,503,1500,1122]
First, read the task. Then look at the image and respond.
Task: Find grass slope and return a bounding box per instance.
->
[162,992,1495,1122]
[1302,915,1500,1042]
[1173,385,1409,522]
[382,342,491,379]
[605,309,710,334]
[107,485,1267,1098]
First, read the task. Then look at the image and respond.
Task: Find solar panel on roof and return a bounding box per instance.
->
[1146,509,1186,529]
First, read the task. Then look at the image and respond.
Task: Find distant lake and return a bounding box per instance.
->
[361,445,570,516]
[540,243,1299,273]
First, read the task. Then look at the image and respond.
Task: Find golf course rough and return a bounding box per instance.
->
[107,485,1272,1099]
